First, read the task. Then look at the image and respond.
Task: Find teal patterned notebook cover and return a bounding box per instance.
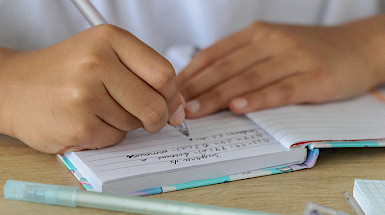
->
[58,148,318,196]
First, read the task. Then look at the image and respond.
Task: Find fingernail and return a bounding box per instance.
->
[171,105,185,124]
[232,98,248,110]
[186,100,200,114]
[179,93,186,106]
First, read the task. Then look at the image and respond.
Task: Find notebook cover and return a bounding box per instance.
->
[307,140,385,149]
[57,148,319,196]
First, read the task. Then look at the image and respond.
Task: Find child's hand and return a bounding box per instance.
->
[0,24,185,153]
[177,16,385,118]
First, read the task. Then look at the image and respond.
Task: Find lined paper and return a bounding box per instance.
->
[66,111,292,183]
[247,88,385,149]
[353,179,385,215]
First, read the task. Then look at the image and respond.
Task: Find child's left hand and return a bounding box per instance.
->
[177,15,385,118]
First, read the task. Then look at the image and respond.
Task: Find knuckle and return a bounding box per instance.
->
[65,84,95,106]
[152,61,176,90]
[78,55,103,74]
[207,88,226,106]
[243,70,260,88]
[249,21,269,31]
[268,30,291,42]
[276,81,297,103]
[252,91,269,109]
[212,58,232,73]
[311,72,335,102]
[291,48,309,63]
[111,132,127,145]
[70,121,97,148]
[256,28,298,52]
[120,115,142,131]
[181,82,199,100]
[143,100,168,132]
[92,24,120,41]
[193,47,217,64]
[72,45,107,77]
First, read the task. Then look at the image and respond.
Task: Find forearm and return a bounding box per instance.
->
[0,47,19,82]
[0,47,20,137]
[341,15,385,86]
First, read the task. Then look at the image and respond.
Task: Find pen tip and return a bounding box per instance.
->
[183,130,190,137]
[175,121,189,137]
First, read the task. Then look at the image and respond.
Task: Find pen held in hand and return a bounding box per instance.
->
[175,121,189,136]
[71,0,107,25]
[71,0,189,136]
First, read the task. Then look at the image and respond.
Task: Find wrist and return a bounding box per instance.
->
[0,48,20,138]
[340,15,385,85]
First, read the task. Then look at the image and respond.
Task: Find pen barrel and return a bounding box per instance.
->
[71,0,107,26]
[75,190,265,215]
[4,180,77,207]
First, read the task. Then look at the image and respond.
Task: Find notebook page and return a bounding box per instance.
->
[353,179,385,215]
[66,111,290,183]
[246,89,385,149]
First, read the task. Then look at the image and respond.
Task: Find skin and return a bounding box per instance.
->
[177,15,385,119]
[2,15,385,154]
[0,24,186,154]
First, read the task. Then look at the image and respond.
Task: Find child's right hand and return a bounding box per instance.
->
[0,24,185,154]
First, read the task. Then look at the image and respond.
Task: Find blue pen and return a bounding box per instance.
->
[4,180,276,215]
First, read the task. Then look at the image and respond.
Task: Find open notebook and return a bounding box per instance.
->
[59,111,308,195]
[59,86,385,195]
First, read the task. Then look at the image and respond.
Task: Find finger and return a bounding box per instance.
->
[184,90,228,119]
[79,116,127,150]
[218,56,305,95]
[104,25,178,102]
[96,83,142,131]
[177,24,259,86]
[183,56,302,118]
[102,58,168,133]
[179,43,272,101]
[55,146,87,154]
[229,74,319,114]
[53,115,127,153]
[167,92,186,126]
